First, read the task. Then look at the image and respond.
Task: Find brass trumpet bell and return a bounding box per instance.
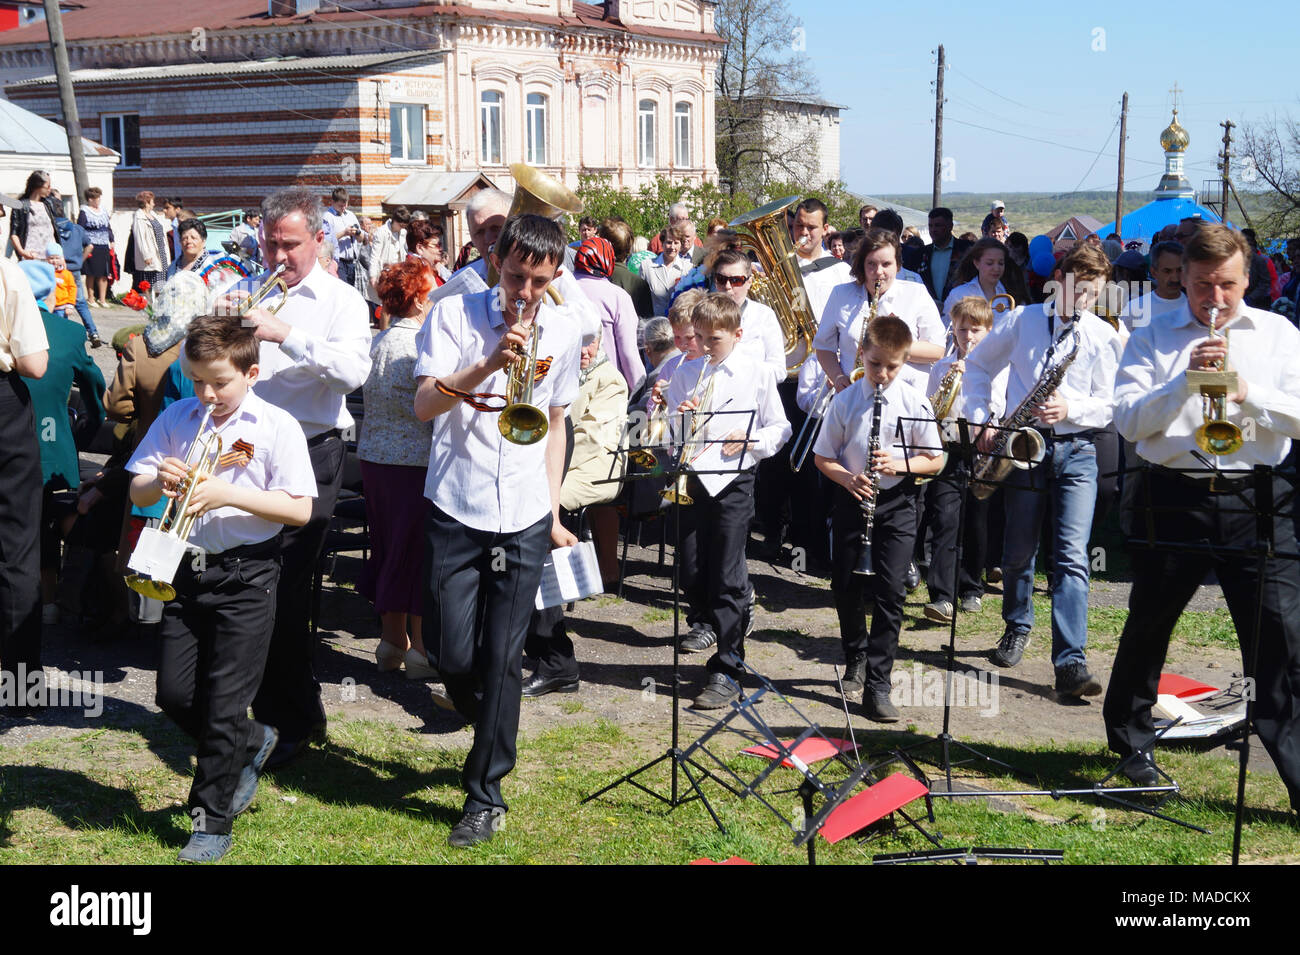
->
[1197,420,1244,456]
[498,403,549,445]
[660,473,693,506]
[506,164,584,221]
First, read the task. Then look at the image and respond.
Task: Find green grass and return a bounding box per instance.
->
[1,718,1293,865]
[641,608,672,624]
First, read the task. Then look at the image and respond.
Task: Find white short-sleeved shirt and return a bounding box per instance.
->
[0,256,48,373]
[414,287,582,533]
[812,375,942,491]
[229,263,373,439]
[1120,290,1186,333]
[127,391,318,554]
[664,348,791,497]
[321,206,361,261]
[942,277,1009,325]
[963,303,1122,434]
[813,279,946,392]
[739,298,787,384]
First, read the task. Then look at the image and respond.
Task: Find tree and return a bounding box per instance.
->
[1238,115,1300,238]
[714,0,821,199]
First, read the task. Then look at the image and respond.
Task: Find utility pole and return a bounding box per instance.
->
[932,44,944,210]
[1220,119,1233,221]
[1115,92,1128,240]
[42,0,89,213]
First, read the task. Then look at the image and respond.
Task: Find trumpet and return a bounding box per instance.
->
[1192,306,1243,456]
[233,264,288,316]
[661,359,713,506]
[498,298,549,445]
[124,403,224,601]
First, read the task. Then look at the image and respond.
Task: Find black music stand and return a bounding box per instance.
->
[581,405,759,832]
[1121,459,1300,862]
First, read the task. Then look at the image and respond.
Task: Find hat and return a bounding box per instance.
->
[45,240,64,259]
[1114,249,1146,271]
[991,200,1005,211]
[19,259,56,300]
[574,236,615,279]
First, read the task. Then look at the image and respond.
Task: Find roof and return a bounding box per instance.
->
[0,0,724,47]
[767,94,848,111]
[384,170,495,208]
[0,97,116,157]
[9,50,445,87]
[1096,197,1226,243]
[1046,214,1105,243]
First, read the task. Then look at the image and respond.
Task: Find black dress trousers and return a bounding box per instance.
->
[0,373,43,690]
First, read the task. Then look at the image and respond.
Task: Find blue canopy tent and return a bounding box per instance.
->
[1097,197,1229,246]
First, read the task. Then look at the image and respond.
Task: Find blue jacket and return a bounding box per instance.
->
[55,216,91,272]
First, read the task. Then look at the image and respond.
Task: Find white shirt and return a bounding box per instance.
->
[1114,302,1300,472]
[813,279,946,392]
[942,277,1008,324]
[0,255,48,373]
[322,205,361,261]
[964,303,1121,433]
[457,256,603,345]
[795,353,828,415]
[369,223,408,285]
[812,375,942,492]
[799,256,852,323]
[739,298,787,384]
[1120,290,1186,333]
[414,287,581,533]
[664,349,791,497]
[233,263,373,439]
[127,391,318,554]
[644,255,693,317]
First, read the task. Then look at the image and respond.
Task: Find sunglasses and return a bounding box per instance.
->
[714,273,750,288]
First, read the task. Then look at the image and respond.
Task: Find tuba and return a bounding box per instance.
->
[729,196,820,377]
[124,404,224,601]
[486,164,583,303]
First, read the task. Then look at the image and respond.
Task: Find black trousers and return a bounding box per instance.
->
[1103,470,1300,808]
[156,544,280,835]
[757,378,800,546]
[525,603,577,680]
[830,482,919,694]
[678,470,755,682]
[0,373,42,687]
[252,433,345,742]
[925,459,989,604]
[424,504,552,814]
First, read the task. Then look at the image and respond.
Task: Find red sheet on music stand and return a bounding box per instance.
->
[741,737,857,768]
[819,773,929,845]
[1157,673,1220,703]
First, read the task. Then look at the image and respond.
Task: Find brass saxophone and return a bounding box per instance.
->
[849,279,884,383]
[970,324,1080,500]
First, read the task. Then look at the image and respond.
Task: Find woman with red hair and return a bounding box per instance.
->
[405,219,448,287]
[360,258,437,677]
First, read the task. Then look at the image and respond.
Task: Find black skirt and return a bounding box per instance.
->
[84,244,113,278]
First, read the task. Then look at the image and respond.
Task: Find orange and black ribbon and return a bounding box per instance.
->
[217,438,255,469]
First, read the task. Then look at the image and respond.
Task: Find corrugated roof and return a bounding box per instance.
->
[0,97,116,157]
[9,50,445,87]
[384,170,491,207]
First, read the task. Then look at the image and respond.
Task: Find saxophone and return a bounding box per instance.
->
[850,279,884,383]
[851,385,885,577]
[970,324,1081,501]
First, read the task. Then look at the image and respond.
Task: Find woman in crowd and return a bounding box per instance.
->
[405,219,448,286]
[572,236,645,394]
[8,170,59,262]
[130,191,169,291]
[165,219,217,279]
[369,205,410,287]
[78,187,115,307]
[359,258,436,679]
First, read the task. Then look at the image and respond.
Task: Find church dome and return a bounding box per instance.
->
[1160,109,1190,152]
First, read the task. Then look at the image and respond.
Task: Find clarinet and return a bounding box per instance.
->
[852,385,884,577]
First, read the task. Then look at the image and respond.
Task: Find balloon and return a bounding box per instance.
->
[1031,250,1057,277]
[1028,234,1053,259]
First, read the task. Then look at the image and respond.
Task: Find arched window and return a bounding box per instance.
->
[638,99,657,168]
[525,92,548,166]
[674,102,691,168]
[480,90,503,165]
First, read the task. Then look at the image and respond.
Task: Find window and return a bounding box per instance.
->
[480,90,503,165]
[101,114,140,169]
[674,102,691,168]
[638,99,657,168]
[389,103,426,162]
[525,93,547,166]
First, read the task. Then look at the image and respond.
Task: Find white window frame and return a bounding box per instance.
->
[525,92,548,166]
[674,101,691,168]
[389,102,426,164]
[480,89,504,166]
[638,99,657,168]
[101,113,140,169]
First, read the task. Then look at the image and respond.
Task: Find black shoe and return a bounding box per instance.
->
[1055,662,1102,698]
[1120,752,1161,787]
[521,672,580,698]
[691,673,740,710]
[960,594,983,613]
[264,732,316,771]
[841,655,867,698]
[448,808,505,848]
[990,627,1031,667]
[89,335,104,349]
[986,567,1003,585]
[904,563,921,592]
[863,690,901,723]
[680,624,717,654]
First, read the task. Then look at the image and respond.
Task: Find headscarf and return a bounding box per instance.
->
[574,236,615,279]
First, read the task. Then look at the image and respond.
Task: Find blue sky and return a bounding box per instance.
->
[794,0,1299,195]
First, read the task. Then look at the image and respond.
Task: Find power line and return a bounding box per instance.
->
[950,66,1066,117]
[946,115,1166,166]
[1069,114,1121,194]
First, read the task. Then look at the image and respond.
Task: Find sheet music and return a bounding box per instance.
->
[535,541,604,609]
[428,266,490,305]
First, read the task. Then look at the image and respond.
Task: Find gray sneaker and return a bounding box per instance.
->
[923,600,954,624]
[991,627,1031,667]
[1055,662,1103,698]
[681,625,717,654]
[960,595,983,613]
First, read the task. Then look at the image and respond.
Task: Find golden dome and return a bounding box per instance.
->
[1160,109,1190,152]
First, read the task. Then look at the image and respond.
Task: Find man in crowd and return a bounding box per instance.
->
[918,207,972,304]
[322,187,366,287]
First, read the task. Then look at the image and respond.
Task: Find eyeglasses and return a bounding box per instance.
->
[714,273,750,288]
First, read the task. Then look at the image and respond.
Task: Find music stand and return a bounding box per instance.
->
[581,405,758,832]
[1121,459,1300,861]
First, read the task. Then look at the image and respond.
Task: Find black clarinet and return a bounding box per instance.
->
[852,385,884,576]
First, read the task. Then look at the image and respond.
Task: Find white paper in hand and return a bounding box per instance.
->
[535,541,604,609]
[428,264,489,305]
